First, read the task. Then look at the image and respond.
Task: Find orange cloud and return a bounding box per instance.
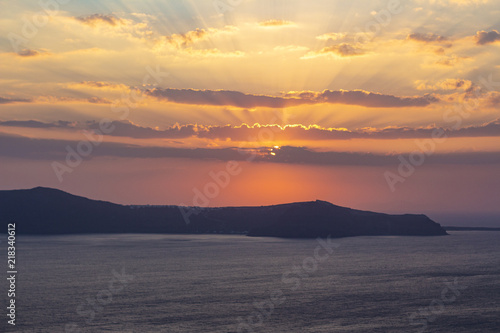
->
[33,96,112,104]
[165,28,209,48]
[162,26,237,49]
[258,19,294,27]
[434,55,470,66]
[316,32,348,41]
[312,43,365,57]
[415,79,475,92]
[70,81,130,91]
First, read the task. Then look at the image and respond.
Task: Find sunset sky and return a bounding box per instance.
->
[1,0,499,225]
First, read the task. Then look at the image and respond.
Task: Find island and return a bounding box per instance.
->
[0,187,448,238]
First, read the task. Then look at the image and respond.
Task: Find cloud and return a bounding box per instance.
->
[302,43,366,58]
[407,32,448,43]
[75,14,123,26]
[0,96,31,104]
[17,49,40,57]
[0,131,250,161]
[434,55,470,66]
[1,132,499,166]
[67,81,131,92]
[264,146,500,166]
[487,92,500,107]
[310,43,365,57]
[0,120,197,139]
[5,118,499,141]
[415,79,475,92]
[316,32,348,41]
[147,88,297,108]
[32,96,112,104]
[475,30,500,45]
[284,90,438,107]
[154,27,241,57]
[147,88,437,108]
[87,97,112,104]
[78,81,127,89]
[195,121,500,141]
[0,120,76,129]
[162,26,237,49]
[165,28,209,48]
[258,20,294,27]
[88,121,196,139]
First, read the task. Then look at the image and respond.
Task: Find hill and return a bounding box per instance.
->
[0,187,448,238]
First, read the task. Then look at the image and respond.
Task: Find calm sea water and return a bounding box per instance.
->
[2,232,500,332]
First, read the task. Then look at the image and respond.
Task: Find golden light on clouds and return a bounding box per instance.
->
[0,0,499,214]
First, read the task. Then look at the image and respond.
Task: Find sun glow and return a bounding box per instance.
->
[269,146,281,156]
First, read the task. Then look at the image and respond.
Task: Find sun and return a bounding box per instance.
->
[270,145,281,156]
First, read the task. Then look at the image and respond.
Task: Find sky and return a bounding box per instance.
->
[1,0,499,226]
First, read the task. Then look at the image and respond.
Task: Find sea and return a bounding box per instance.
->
[2,231,499,332]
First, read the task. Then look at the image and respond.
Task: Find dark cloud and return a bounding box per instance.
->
[487,93,500,107]
[3,119,500,141]
[0,120,54,128]
[0,120,197,139]
[0,120,75,129]
[0,132,249,161]
[17,49,40,57]
[76,14,122,26]
[193,119,500,141]
[1,132,499,166]
[475,30,500,45]
[86,121,196,139]
[407,32,448,43]
[453,118,500,137]
[87,97,112,104]
[0,96,31,104]
[147,88,298,108]
[310,90,438,108]
[147,88,438,108]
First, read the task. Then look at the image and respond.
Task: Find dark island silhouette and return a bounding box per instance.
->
[0,187,447,238]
